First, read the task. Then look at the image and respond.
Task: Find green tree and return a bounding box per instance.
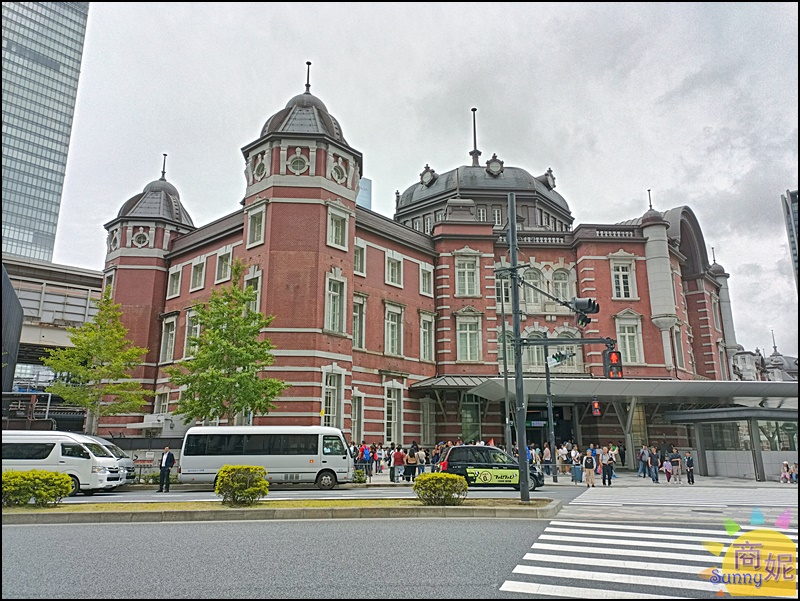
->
[43,286,150,435]
[166,260,287,424]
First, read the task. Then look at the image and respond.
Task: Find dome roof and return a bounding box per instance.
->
[260,91,346,143]
[641,207,665,226]
[709,262,726,275]
[397,165,570,213]
[117,176,194,226]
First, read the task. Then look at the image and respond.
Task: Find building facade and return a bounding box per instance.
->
[781,189,798,289]
[99,83,742,451]
[1,1,90,261]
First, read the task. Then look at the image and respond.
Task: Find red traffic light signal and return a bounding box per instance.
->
[591,399,601,416]
[603,349,624,379]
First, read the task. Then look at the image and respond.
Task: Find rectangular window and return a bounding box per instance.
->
[385,306,403,356]
[353,298,366,349]
[160,319,176,363]
[326,278,345,333]
[421,400,436,447]
[215,250,232,283]
[493,208,502,226]
[457,319,480,362]
[712,298,721,330]
[153,392,169,415]
[455,258,478,296]
[618,324,639,364]
[327,211,347,250]
[612,263,632,299]
[190,260,205,291]
[477,207,486,222]
[719,348,728,379]
[424,217,432,234]
[104,271,115,297]
[167,268,181,298]
[495,276,511,305]
[184,311,200,358]
[436,211,445,222]
[385,387,401,443]
[247,208,264,247]
[354,241,366,276]
[323,372,342,428]
[244,275,261,314]
[420,265,433,297]
[351,394,363,444]
[386,255,403,287]
[413,219,421,231]
[420,315,434,362]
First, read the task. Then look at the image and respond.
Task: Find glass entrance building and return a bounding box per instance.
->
[2,2,90,261]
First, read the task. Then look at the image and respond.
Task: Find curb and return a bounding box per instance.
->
[1,499,562,525]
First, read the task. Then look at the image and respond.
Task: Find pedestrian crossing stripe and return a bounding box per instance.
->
[531,541,721,563]
[499,580,692,599]
[544,525,800,546]
[549,520,798,539]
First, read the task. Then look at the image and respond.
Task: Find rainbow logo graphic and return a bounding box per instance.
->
[701,508,796,597]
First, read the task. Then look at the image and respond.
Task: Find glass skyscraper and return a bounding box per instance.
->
[2,2,90,261]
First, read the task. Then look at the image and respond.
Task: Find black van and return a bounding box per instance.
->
[438,445,545,491]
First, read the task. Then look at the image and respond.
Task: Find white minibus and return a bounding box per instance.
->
[81,435,136,487]
[178,425,353,490]
[2,430,122,496]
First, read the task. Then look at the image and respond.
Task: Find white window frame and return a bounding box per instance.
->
[103,269,116,298]
[495,275,512,305]
[215,247,232,284]
[184,310,200,359]
[244,266,262,314]
[384,384,402,443]
[523,268,543,307]
[614,313,644,364]
[413,219,421,232]
[493,208,502,226]
[160,316,177,363]
[552,269,570,301]
[354,239,366,277]
[611,261,637,299]
[419,264,434,297]
[166,267,182,299]
[350,391,364,444]
[153,392,169,415]
[424,216,432,234]
[385,251,403,288]
[246,204,265,248]
[327,204,349,251]
[189,258,206,292]
[321,366,345,429]
[324,271,347,334]
[454,256,479,297]
[384,303,404,357]
[420,312,435,362]
[498,331,515,369]
[523,333,546,367]
[712,297,721,331]
[436,211,445,222]
[673,326,685,369]
[456,315,482,362]
[477,207,487,222]
[352,295,366,350]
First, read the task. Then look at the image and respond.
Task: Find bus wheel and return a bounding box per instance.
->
[69,476,80,497]
[82,490,95,496]
[316,471,336,490]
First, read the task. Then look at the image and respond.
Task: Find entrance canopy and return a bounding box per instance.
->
[468,378,798,409]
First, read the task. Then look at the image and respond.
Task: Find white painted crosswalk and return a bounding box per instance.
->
[567,486,798,507]
[499,520,799,599]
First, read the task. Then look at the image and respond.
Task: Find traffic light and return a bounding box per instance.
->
[591,397,601,416]
[571,297,600,314]
[603,349,624,379]
[547,351,574,367]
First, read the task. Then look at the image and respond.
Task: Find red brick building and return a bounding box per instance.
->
[100,83,740,451]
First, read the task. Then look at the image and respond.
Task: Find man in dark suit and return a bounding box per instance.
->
[158,446,175,492]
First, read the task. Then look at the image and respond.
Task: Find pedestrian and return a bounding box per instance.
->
[392,446,406,483]
[609,442,619,478]
[416,447,427,477]
[582,449,596,488]
[404,445,418,482]
[618,441,626,466]
[668,447,682,484]
[376,444,385,473]
[542,442,552,476]
[661,455,673,482]
[431,445,440,472]
[638,445,649,478]
[684,450,695,485]
[558,443,569,475]
[791,463,798,484]
[570,445,582,484]
[780,461,792,483]
[157,446,175,493]
[600,446,614,486]
[648,445,660,483]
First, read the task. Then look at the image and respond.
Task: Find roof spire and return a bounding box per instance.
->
[771,330,778,355]
[711,246,716,263]
[469,107,481,167]
[647,188,652,210]
[160,153,167,181]
[305,61,312,94]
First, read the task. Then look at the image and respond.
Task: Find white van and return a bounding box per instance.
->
[81,435,136,487]
[1,430,122,496]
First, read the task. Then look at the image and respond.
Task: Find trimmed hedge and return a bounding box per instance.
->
[2,470,73,508]
[214,465,270,506]
[411,472,468,506]
[352,469,367,484]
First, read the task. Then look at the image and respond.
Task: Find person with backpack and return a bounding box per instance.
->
[582,449,596,487]
[638,445,649,478]
[415,447,427,477]
[359,443,372,477]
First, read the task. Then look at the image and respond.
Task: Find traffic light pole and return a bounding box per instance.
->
[543,341,557,482]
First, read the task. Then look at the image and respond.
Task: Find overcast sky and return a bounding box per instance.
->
[55,3,799,357]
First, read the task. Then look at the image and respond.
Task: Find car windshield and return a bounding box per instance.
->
[104,444,129,459]
[83,442,113,458]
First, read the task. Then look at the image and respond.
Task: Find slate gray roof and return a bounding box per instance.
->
[117,178,194,227]
[168,209,242,256]
[261,91,346,143]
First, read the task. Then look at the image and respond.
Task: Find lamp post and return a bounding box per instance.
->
[543,341,558,483]
[507,192,531,501]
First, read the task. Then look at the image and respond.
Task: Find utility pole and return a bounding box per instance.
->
[507,192,531,501]
[543,341,557,482]
[498,292,514,453]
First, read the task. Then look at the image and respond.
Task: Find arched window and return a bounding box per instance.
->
[523,332,546,367]
[523,268,542,306]
[498,331,515,369]
[552,270,570,301]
